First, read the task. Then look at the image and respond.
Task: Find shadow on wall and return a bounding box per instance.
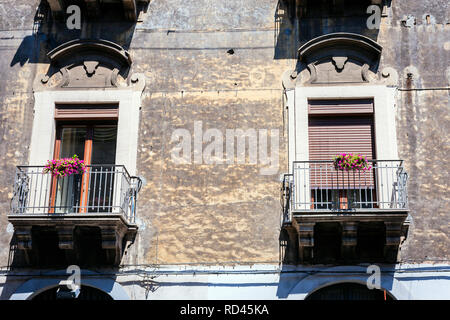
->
[274,0,387,59]
[10,0,149,67]
[9,1,48,67]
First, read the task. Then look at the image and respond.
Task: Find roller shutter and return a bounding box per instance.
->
[308,100,375,189]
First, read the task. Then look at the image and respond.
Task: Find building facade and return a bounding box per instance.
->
[0,0,449,300]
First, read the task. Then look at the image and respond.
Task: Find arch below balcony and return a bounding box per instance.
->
[9,269,130,300]
[286,265,413,300]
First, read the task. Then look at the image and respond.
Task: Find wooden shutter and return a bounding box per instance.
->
[308,116,375,161]
[308,104,375,188]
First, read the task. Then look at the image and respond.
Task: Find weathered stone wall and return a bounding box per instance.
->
[0,0,42,262]
[378,0,449,261]
[0,0,448,268]
[127,0,290,264]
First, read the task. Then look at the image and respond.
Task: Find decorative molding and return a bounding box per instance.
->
[286,212,409,264]
[128,73,146,92]
[361,63,371,82]
[8,214,138,267]
[296,33,382,85]
[83,61,99,76]
[33,39,142,91]
[332,57,348,72]
[48,39,131,65]
[281,69,297,90]
[380,67,399,86]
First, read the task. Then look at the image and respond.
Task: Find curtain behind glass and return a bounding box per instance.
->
[88,127,117,212]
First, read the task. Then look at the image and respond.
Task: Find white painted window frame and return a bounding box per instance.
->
[27,87,143,214]
[29,88,143,175]
[287,85,400,210]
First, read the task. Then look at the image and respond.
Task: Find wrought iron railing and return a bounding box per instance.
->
[282,160,408,223]
[10,165,141,224]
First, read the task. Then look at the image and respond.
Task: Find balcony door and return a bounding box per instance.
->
[308,99,376,209]
[52,124,117,213]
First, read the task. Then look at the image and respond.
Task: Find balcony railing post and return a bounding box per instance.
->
[281,174,293,224]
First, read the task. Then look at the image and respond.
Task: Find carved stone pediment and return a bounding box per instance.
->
[34,39,144,91]
[290,33,383,86]
[311,56,371,84]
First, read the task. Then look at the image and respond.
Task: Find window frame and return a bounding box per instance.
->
[28,88,143,176]
[286,85,400,210]
[287,85,399,168]
[50,122,119,214]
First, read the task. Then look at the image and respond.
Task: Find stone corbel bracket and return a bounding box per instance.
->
[8,214,138,267]
[298,222,315,264]
[288,212,410,264]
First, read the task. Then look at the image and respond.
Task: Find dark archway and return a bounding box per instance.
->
[32,285,113,301]
[305,283,394,300]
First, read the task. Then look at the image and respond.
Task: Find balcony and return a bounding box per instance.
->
[8,165,141,267]
[281,160,410,264]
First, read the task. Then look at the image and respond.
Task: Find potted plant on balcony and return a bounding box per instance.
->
[333,153,372,172]
[332,153,373,210]
[43,155,87,177]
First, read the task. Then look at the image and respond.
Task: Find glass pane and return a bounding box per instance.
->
[59,127,87,159]
[54,174,83,213]
[91,127,117,165]
[89,126,117,212]
[55,127,86,213]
